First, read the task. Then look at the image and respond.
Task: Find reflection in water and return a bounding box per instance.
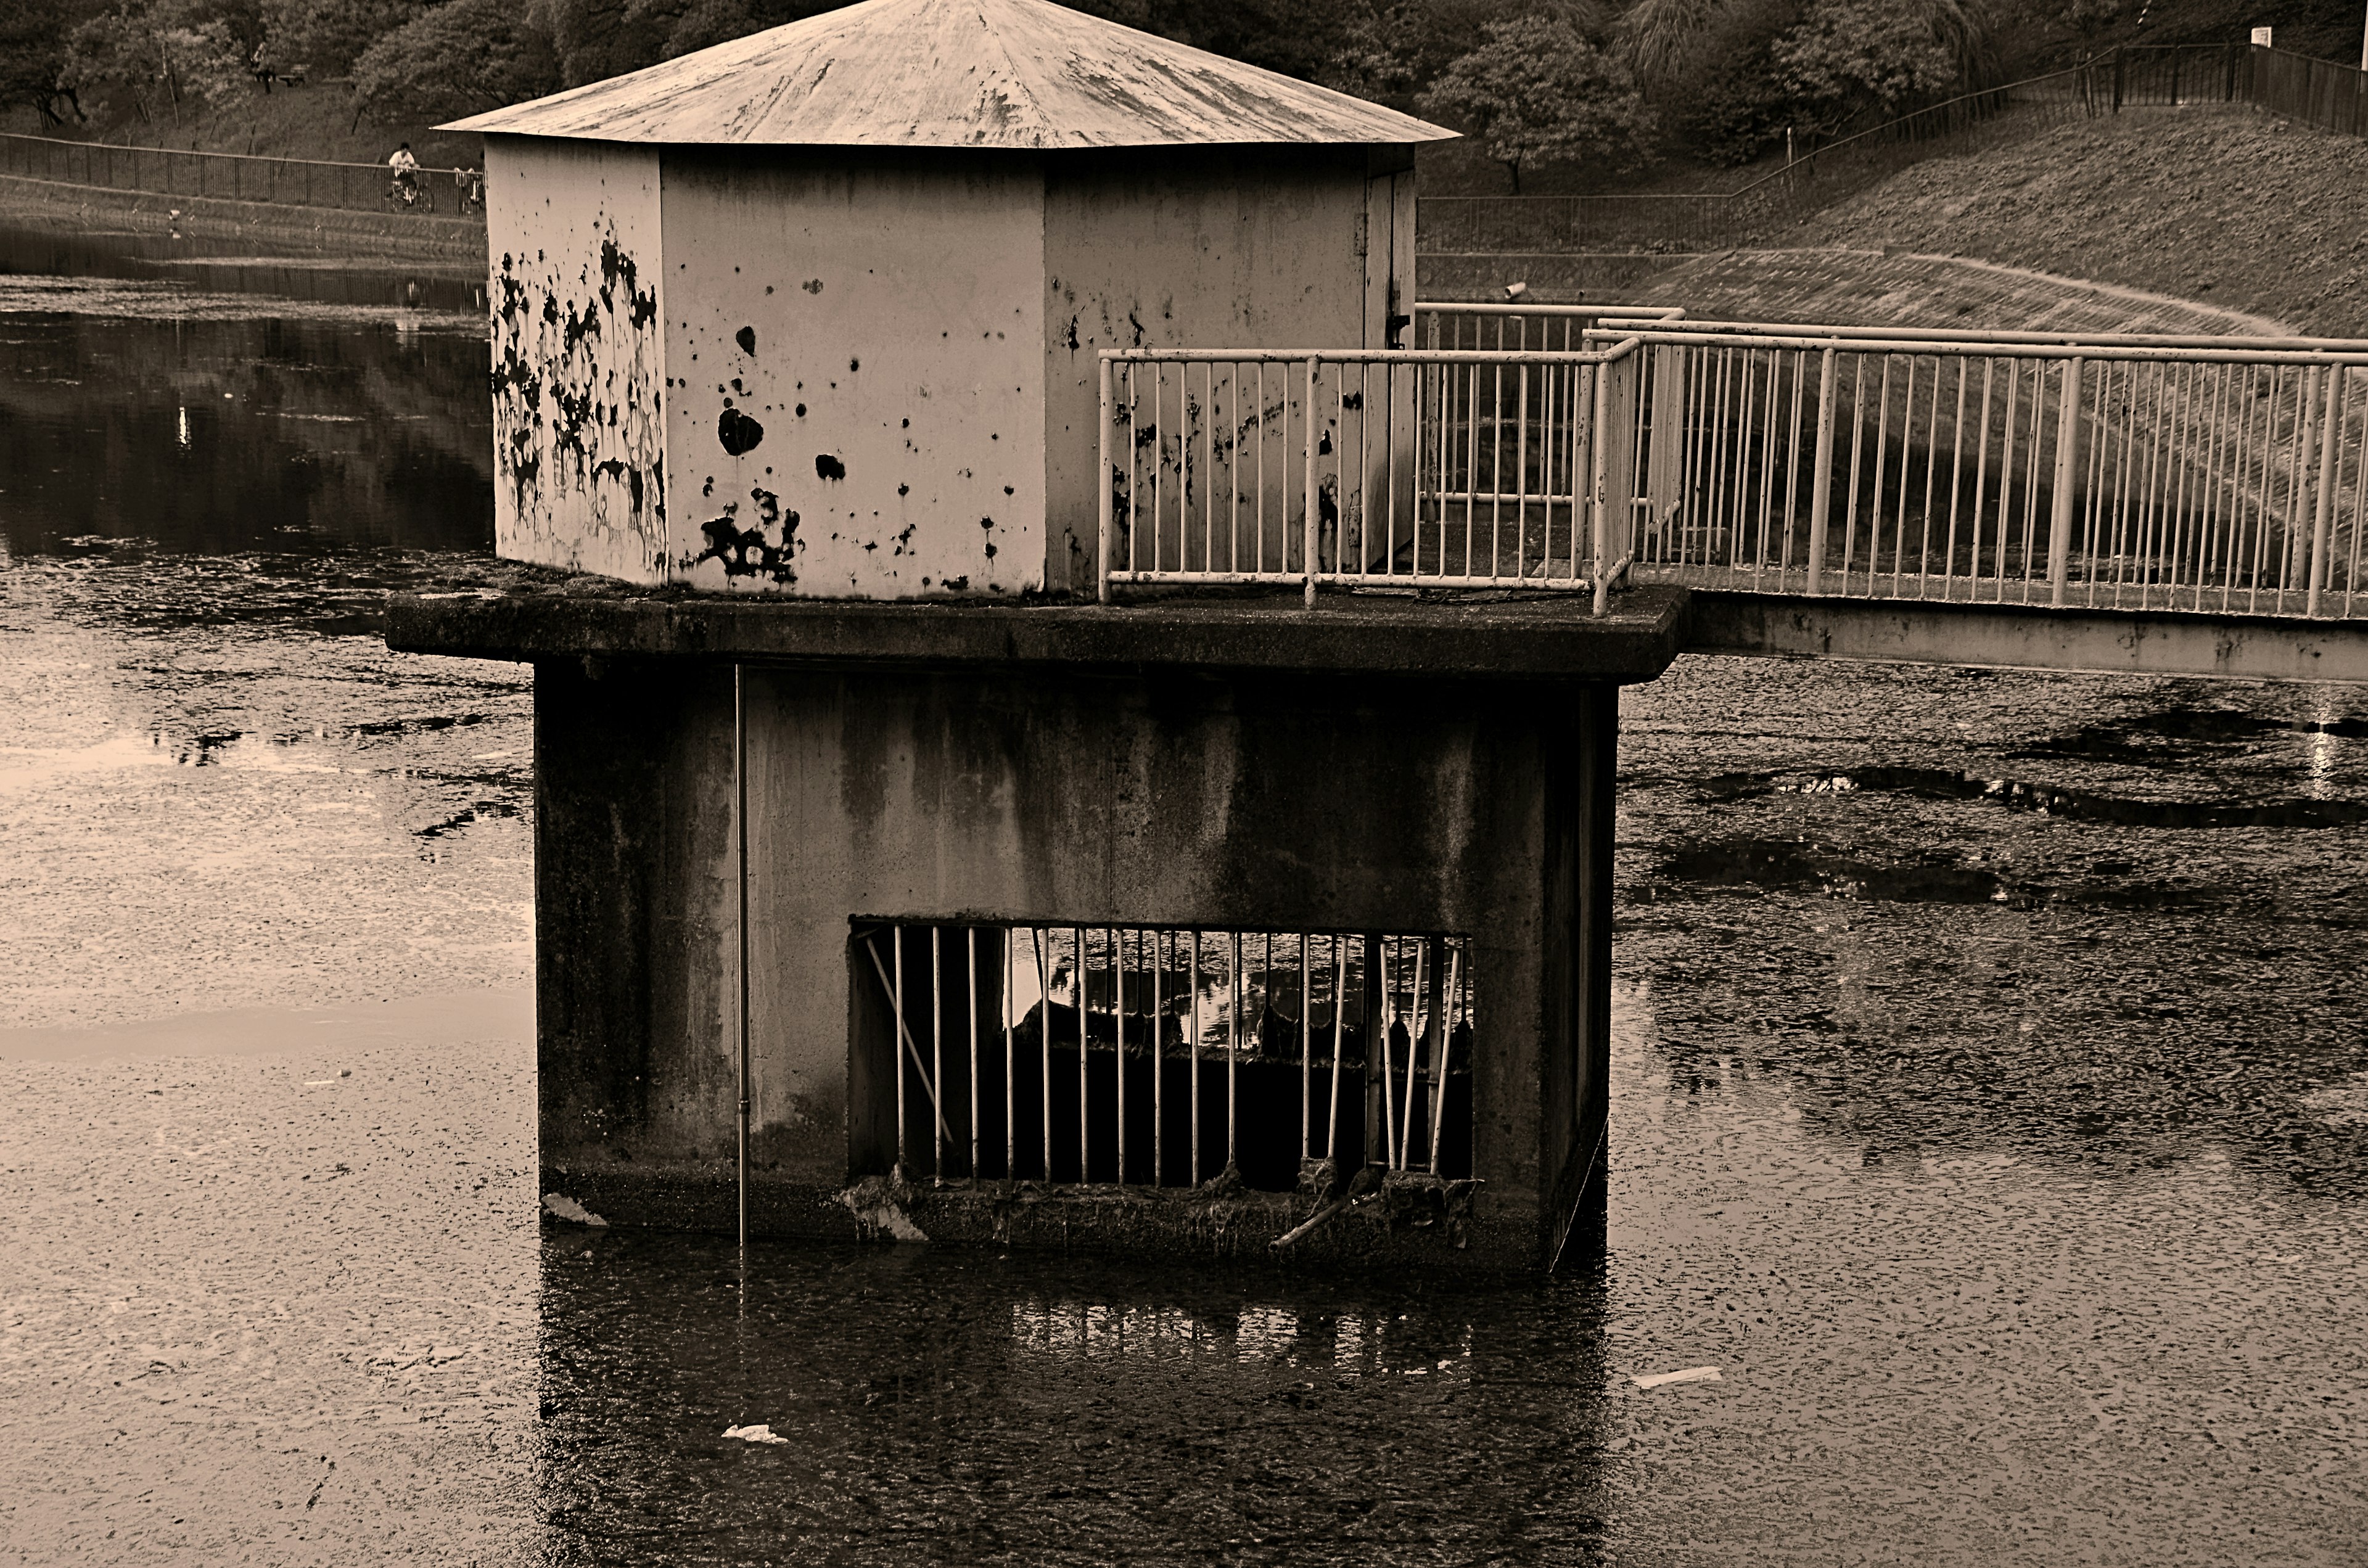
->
[0,221,485,314]
[532,1234,1613,1565]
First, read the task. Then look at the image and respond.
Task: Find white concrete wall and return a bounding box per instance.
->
[485,136,668,582]
[1041,150,1374,591]
[657,151,1048,597]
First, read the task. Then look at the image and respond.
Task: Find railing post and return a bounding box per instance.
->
[2049,356,2082,606]
[1304,355,1320,609]
[1096,354,1114,605]
[1590,359,1611,615]
[2113,47,2125,112]
[2309,365,2341,617]
[1806,345,1838,594]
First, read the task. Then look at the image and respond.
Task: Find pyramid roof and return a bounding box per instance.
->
[443,0,1454,149]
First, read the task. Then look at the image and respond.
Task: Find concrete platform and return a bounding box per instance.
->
[387,583,1677,1272]
[384,582,1691,683]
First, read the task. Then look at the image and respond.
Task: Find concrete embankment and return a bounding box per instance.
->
[0,172,485,267]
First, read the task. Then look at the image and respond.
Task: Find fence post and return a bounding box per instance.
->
[2113,47,2125,113]
[1590,359,1612,614]
[1097,354,1114,605]
[2309,366,2341,617]
[1806,346,1838,594]
[2049,356,2082,606]
[1304,356,1321,607]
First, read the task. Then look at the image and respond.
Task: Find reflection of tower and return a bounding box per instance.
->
[395,0,1679,1272]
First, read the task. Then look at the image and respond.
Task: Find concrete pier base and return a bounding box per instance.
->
[388,587,1684,1271]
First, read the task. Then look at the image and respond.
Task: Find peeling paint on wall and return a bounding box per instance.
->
[487,138,668,583]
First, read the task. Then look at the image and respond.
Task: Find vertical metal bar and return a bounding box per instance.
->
[1257,363,1267,575]
[1036,927,1051,1181]
[1590,356,1614,614]
[1515,359,1531,578]
[1970,359,1996,596]
[1114,926,1125,1185]
[1299,932,1312,1162]
[931,927,944,1180]
[1077,925,1088,1183]
[1097,356,1113,602]
[1190,929,1202,1184]
[1153,929,1166,1186]
[1227,929,1241,1174]
[894,927,907,1178]
[1013,924,1022,1180]
[1842,355,1873,593]
[1304,357,1320,605]
[968,929,979,1180]
[2050,357,2082,605]
[1378,937,1400,1170]
[1783,351,1806,578]
[1806,347,1838,594]
[734,665,749,1249]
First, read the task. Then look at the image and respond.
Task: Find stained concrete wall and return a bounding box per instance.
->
[657,150,1048,597]
[1039,149,1389,592]
[532,654,1616,1265]
[485,136,668,581]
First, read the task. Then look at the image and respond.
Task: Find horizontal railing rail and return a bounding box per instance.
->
[0,129,482,219]
[1584,324,2368,618]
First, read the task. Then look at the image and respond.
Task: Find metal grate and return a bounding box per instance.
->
[850,924,1474,1191]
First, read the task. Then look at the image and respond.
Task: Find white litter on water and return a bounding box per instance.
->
[1632,1366,1722,1390]
[542,1192,609,1227]
[723,1424,789,1445]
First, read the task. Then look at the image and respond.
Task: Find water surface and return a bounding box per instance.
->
[1,260,2363,1566]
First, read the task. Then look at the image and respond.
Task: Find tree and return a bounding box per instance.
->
[351,0,560,124]
[260,0,427,76]
[1768,0,1974,134]
[66,0,257,125]
[1418,15,1655,191]
[0,0,84,125]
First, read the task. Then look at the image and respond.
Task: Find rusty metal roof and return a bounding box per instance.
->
[441,0,1454,147]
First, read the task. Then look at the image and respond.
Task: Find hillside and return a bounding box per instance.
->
[1780,103,2368,335]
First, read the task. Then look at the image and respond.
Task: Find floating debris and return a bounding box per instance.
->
[723,1424,789,1445]
[1632,1366,1722,1390]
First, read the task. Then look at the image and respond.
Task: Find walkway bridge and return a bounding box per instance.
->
[1096,305,2368,684]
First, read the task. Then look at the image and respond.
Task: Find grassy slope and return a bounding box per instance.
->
[1782,104,2368,335]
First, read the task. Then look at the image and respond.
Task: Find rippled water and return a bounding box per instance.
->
[1,258,2364,1565]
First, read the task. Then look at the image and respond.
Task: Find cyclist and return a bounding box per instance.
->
[388,142,420,205]
[455,160,485,215]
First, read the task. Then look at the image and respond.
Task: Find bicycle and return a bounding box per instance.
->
[384,174,436,214]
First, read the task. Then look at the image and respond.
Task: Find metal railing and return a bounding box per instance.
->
[2250,44,2368,137]
[1096,329,1654,607]
[1098,313,2368,621]
[856,924,1472,1189]
[1587,318,2368,617]
[0,130,480,219]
